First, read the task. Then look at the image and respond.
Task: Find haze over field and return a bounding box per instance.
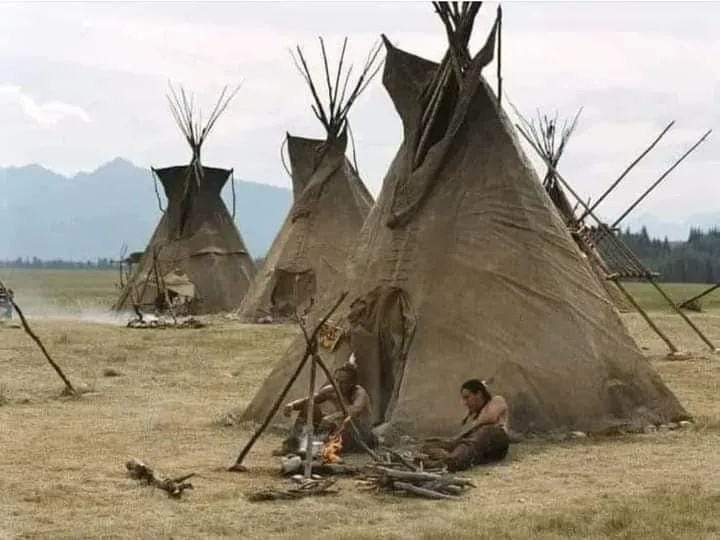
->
[1,2,719,256]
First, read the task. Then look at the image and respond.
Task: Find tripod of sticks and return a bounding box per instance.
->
[228,291,379,476]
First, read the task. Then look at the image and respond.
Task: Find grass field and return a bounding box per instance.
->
[1,269,720,539]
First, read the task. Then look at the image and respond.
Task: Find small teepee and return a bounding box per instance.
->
[114,85,256,315]
[239,3,687,438]
[237,39,378,321]
[515,108,632,311]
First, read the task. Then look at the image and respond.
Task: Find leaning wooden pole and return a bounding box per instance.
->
[4,291,77,395]
[678,283,720,310]
[578,121,675,222]
[611,129,712,229]
[228,292,348,472]
[648,278,718,352]
[613,279,678,354]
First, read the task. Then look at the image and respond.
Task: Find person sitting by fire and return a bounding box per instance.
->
[278,356,376,455]
[423,379,510,471]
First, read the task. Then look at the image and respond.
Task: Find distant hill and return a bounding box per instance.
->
[0,158,292,260]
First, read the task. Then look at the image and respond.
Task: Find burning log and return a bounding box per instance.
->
[358,463,474,500]
[125,458,195,498]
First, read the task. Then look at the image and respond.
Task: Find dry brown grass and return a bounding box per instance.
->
[1,289,720,538]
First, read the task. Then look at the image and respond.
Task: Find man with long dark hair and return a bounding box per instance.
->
[424,379,510,471]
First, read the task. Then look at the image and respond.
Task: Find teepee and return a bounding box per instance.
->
[240,3,687,437]
[114,85,256,315]
[237,39,378,322]
[515,108,632,311]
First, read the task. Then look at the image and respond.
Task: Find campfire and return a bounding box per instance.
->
[321,433,343,464]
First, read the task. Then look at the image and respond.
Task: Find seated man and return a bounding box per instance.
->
[424,379,510,471]
[279,359,376,455]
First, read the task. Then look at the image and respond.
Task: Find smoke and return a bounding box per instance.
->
[9,292,126,326]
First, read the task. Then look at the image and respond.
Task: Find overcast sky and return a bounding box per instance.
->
[1,1,718,228]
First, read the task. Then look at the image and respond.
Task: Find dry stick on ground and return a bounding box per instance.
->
[228,292,349,472]
[0,280,77,396]
[126,458,195,499]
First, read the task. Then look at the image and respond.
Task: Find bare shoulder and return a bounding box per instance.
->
[354,385,370,398]
[492,395,508,409]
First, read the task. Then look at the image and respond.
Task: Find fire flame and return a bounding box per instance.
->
[322,433,343,463]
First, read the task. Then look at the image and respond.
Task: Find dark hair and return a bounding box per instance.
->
[461,379,491,402]
[335,363,358,384]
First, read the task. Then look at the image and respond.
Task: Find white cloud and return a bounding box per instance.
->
[0,84,91,127]
[0,0,717,232]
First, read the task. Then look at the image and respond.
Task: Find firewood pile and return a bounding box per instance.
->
[357,464,475,500]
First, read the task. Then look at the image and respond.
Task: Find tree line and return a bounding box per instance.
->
[0,256,267,270]
[618,227,720,283]
[0,257,115,269]
[3,229,720,284]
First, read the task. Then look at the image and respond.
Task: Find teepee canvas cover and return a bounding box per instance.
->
[241,4,687,437]
[114,87,256,315]
[238,39,377,321]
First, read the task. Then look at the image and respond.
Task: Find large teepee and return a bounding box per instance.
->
[240,3,687,437]
[114,86,256,315]
[237,39,378,321]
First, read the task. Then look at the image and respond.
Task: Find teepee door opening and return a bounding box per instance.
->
[270,269,317,318]
[349,287,416,424]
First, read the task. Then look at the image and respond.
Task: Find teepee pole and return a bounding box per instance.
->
[678,283,720,309]
[610,129,712,229]
[577,121,674,222]
[648,278,717,352]
[613,279,678,353]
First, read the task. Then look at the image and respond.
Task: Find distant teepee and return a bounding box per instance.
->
[114,85,256,315]
[238,38,378,322]
[514,108,632,311]
[240,3,687,437]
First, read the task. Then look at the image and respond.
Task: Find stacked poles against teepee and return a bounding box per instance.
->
[237,39,379,322]
[513,112,716,354]
[513,108,633,312]
[236,2,688,445]
[113,85,256,315]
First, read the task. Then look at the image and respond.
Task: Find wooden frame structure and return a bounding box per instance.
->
[514,118,717,354]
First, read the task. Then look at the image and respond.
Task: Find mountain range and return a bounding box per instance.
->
[1,158,717,261]
[0,158,292,261]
